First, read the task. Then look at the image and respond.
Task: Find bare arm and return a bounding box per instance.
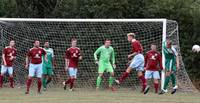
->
[128,52,137,59]
[2,53,6,65]
[65,58,69,71]
[176,56,180,70]
[25,55,29,69]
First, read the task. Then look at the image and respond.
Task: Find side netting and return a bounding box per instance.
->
[0,19,197,92]
[166,20,198,92]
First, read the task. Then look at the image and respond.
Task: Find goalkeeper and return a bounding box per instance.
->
[94,39,116,91]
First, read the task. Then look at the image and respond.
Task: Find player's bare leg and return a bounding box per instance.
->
[9,74,14,88]
[109,72,116,91]
[96,73,103,91]
[115,67,132,84]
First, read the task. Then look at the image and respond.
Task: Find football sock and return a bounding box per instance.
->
[0,75,3,87]
[9,77,14,88]
[37,78,42,92]
[70,78,75,89]
[170,73,176,87]
[138,75,147,92]
[42,77,47,88]
[109,76,114,87]
[96,76,102,88]
[46,77,52,85]
[26,78,33,92]
[163,76,171,90]
[118,72,129,83]
[154,83,159,93]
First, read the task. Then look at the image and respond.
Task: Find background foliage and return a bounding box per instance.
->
[0,0,199,88]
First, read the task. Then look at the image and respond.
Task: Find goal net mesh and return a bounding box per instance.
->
[0,19,197,92]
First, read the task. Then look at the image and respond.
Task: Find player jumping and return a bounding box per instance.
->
[42,41,55,91]
[25,40,47,94]
[0,40,17,88]
[144,43,163,94]
[63,38,82,91]
[115,33,149,93]
[159,37,180,95]
[94,39,116,91]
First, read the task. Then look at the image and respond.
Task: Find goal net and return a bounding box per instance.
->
[0,18,197,92]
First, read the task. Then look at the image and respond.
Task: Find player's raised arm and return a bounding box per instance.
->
[172,46,180,70]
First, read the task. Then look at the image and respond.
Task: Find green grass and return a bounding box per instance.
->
[0,87,199,103]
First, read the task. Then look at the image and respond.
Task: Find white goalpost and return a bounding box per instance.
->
[0,18,197,92]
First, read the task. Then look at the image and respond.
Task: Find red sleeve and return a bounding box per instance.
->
[158,53,163,70]
[144,53,148,68]
[65,49,70,59]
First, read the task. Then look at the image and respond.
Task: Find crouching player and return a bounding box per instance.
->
[0,40,17,88]
[159,37,180,95]
[42,41,55,91]
[115,33,148,93]
[94,39,116,91]
[144,43,163,94]
[25,40,47,94]
[63,38,82,91]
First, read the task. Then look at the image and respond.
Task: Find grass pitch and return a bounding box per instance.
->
[0,87,199,103]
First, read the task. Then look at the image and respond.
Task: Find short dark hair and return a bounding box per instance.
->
[104,39,111,42]
[151,43,157,46]
[71,38,77,42]
[34,40,40,43]
[10,39,15,42]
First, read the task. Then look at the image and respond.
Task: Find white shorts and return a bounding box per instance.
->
[29,63,43,78]
[145,70,160,79]
[129,54,144,71]
[1,65,13,75]
[68,67,77,78]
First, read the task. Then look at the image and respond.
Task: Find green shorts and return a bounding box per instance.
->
[165,59,176,71]
[98,61,114,73]
[43,65,53,75]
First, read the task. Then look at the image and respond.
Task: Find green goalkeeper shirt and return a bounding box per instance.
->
[94,45,115,64]
[42,48,54,68]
